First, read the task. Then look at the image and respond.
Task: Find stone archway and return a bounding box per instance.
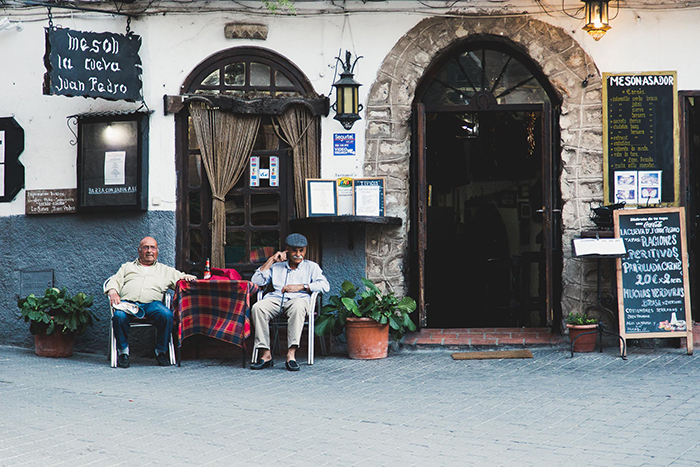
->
[364,16,603,319]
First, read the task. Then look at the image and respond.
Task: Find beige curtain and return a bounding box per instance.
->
[190,102,261,268]
[274,105,321,262]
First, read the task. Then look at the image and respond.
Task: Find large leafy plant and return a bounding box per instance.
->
[18,287,98,336]
[315,278,417,340]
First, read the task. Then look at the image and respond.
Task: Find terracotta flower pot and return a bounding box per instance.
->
[345,317,389,359]
[34,332,75,358]
[566,324,598,352]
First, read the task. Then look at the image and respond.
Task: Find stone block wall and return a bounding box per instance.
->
[364,16,607,325]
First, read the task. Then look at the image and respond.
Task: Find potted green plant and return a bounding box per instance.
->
[315,278,417,359]
[565,311,599,352]
[18,287,98,357]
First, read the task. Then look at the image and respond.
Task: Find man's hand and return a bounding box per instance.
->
[107,289,121,306]
[260,250,287,272]
[272,251,287,263]
[282,284,306,293]
[183,274,197,282]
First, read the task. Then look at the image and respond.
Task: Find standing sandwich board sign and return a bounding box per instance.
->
[614,207,692,356]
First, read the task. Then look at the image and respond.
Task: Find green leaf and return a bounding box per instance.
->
[341,281,356,294]
[314,316,334,336]
[388,315,401,330]
[398,297,417,312]
[361,278,381,294]
[341,297,358,313]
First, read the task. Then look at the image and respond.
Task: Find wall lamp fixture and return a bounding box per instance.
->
[332,51,363,131]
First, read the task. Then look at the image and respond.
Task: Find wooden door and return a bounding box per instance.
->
[541,101,561,325]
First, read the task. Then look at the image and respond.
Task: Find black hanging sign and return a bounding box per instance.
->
[614,207,692,355]
[43,27,142,101]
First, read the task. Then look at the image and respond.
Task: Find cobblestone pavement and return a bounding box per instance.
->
[2,344,700,466]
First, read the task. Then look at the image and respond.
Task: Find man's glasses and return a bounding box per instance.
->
[140,245,158,251]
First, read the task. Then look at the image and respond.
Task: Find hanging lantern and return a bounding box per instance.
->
[582,0,611,41]
[332,51,363,130]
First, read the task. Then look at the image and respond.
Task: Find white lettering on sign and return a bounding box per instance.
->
[67,33,120,55]
[84,57,121,72]
[47,27,142,101]
[608,75,674,87]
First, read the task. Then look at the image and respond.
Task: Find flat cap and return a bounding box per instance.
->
[285,233,308,248]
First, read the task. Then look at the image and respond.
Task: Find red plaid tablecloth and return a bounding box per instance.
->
[174,280,258,348]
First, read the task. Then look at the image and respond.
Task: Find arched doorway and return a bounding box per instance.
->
[364,16,603,333]
[172,47,327,277]
[412,36,562,328]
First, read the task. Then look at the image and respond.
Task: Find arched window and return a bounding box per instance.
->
[182,47,314,97]
[176,47,319,277]
[418,38,556,108]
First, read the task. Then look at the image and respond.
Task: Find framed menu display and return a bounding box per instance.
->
[305,179,337,217]
[353,178,385,217]
[603,71,679,206]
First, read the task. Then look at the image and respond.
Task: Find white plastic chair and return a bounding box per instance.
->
[251,290,324,365]
[104,279,177,368]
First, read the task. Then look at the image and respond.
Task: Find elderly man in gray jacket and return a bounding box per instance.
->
[250,233,329,371]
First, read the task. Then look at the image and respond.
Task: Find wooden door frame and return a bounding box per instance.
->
[411,103,561,328]
[679,91,700,320]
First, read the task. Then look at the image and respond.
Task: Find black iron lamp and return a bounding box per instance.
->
[582,0,611,41]
[332,51,363,130]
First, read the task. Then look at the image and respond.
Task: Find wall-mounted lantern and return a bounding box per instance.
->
[582,0,611,41]
[332,51,363,130]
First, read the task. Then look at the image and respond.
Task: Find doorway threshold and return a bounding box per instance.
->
[404,328,565,348]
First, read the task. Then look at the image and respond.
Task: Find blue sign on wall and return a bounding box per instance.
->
[333,133,356,156]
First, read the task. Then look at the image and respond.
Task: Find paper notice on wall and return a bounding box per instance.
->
[638,170,661,205]
[0,130,5,163]
[0,164,5,197]
[355,184,381,216]
[309,181,336,215]
[614,171,637,204]
[337,178,353,215]
[104,151,126,185]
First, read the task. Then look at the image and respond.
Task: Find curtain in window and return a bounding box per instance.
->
[190,102,261,268]
[274,105,321,262]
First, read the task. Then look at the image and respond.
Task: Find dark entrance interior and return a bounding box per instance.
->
[424,110,547,328]
[682,94,700,323]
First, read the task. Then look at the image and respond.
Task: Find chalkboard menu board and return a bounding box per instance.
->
[614,207,692,355]
[43,27,142,101]
[603,72,679,206]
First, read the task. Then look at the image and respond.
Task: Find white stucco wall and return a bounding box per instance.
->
[0,3,699,217]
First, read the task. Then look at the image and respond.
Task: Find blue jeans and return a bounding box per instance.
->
[112,301,173,354]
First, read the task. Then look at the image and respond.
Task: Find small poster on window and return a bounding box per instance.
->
[270,156,279,187]
[104,151,126,186]
[250,156,259,187]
